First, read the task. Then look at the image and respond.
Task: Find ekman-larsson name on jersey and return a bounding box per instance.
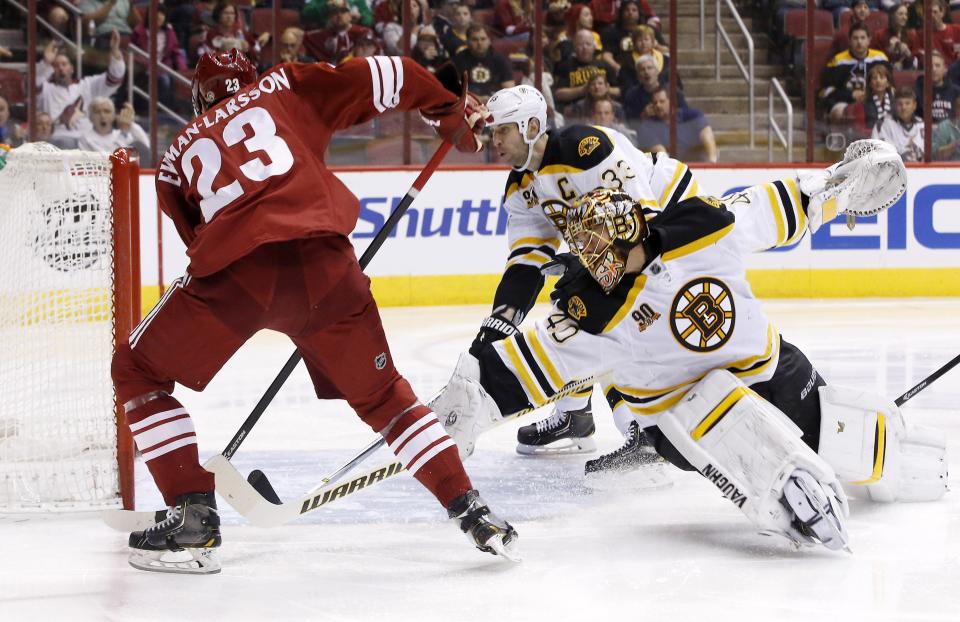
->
[157,67,292,187]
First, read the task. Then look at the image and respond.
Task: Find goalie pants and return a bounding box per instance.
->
[646,337,827,471]
[112,235,470,506]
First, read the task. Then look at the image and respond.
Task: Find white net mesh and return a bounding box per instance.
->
[0,143,121,511]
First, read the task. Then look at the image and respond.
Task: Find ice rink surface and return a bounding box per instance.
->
[2,299,959,622]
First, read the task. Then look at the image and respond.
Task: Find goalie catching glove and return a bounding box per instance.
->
[419,63,490,153]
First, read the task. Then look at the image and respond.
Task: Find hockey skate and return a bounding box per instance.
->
[516,403,597,455]
[778,469,850,552]
[583,422,673,491]
[448,489,520,562]
[128,491,222,575]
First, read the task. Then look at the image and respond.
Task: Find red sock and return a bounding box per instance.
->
[126,394,214,506]
[383,404,471,508]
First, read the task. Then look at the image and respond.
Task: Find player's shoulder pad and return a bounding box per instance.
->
[503,168,533,201]
[538,124,614,174]
[649,196,736,261]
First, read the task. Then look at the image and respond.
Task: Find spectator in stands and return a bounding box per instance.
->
[433,0,460,43]
[168,0,216,58]
[830,0,874,55]
[198,1,268,63]
[34,112,55,143]
[35,33,125,148]
[821,24,889,121]
[617,23,669,90]
[79,0,141,49]
[862,62,897,131]
[557,3,602,62]
[623,53,686,119]
[932,93,960,159]
[872,3,917,69]
[41,0,76,37]
[823,0,880,27]
[440,2,472,57]
[412,25,448,72]
[494,0,533,38]
[0,96,25,147]
[341,30,383,61]
[302,0,374,30]
[275,27,317,65]
[908,0,960,64]
[589,97,636,140]
[600,0,642,74]
[374,0,429,55]
[554,29,620,105]
[563,72,625,121]
[634,87,717,162]
[916,49,960,121]
[78,97,149,155]
[874,86,924,160]
[453,24,514,101]
[131,4,188,107]
[590,0,659,30]
[306,5,376,64]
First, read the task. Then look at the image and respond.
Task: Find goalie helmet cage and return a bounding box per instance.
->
[0,144,139,512]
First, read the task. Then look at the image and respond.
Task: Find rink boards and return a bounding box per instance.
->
[135,165,960,309]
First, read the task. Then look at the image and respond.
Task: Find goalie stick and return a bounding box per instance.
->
[102,142,454,533]
[210,350,960,528]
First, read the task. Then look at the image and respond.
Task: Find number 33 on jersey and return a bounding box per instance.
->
[155,57,461,278]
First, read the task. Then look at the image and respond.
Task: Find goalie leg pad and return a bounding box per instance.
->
[428,353,504,459]
[817,385,947,502]
[657,369,849,549]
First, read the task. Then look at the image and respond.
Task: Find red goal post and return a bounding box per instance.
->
[0,144,139,512]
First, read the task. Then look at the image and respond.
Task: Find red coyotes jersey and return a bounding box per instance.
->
[155,56,458,277]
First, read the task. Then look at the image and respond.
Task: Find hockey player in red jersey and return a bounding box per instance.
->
[111,49,517,574]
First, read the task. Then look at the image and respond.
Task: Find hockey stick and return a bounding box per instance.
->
[893,353,960,407]
[102,142,454,532]
[215,350,960,528]
[209,375,602,528]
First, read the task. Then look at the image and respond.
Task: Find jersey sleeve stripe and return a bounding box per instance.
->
[661,223,735,262]
[510,236,561,251]
[503,338,547,405]
[763,182,788,245]
[658,163,689,208]
[773,180,798,243]
[366,57,386,112]
[603,275,647,334]
[526,329,565,391]
[507,245,556,262]
[389,56,404,108]
[784,178,808,244]
[506,251,552,269]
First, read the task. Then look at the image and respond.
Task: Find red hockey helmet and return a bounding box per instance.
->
[191,49,258,116]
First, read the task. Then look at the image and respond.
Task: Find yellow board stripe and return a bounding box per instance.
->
[503,339,547,405]
[852,414,886,485]
[662,223,735,262]
[658,163,687,207]
[538,164,583,176]
[692,386,749,440]
[764,182,787,246]
[527,329,565,391]
[603,275,647,333]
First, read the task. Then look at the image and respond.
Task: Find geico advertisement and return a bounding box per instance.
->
[136,167,960,284]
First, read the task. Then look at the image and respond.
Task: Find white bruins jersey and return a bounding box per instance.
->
[502,125,702,273]
[486,178,810,427]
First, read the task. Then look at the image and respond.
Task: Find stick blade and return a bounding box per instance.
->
[247,469,282,505]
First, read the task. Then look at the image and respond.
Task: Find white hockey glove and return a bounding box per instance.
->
[428,352,504,459]
[799,139,906,233]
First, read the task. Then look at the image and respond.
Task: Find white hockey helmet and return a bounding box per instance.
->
[486,85,548,170]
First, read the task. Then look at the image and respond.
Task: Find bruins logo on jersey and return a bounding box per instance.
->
[670,277,735,352]
[567,296,588,320]
[578,136,601,157]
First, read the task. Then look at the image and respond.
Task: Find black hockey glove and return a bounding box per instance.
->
[545,253,634,335]
[469,312,518,357]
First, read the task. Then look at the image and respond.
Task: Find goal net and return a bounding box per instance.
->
[0,143,139,511]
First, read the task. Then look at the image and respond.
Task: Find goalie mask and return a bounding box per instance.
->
[564,188,648,293]
[191,49,257,117]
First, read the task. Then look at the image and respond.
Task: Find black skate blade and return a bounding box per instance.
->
[247,469,282,505]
